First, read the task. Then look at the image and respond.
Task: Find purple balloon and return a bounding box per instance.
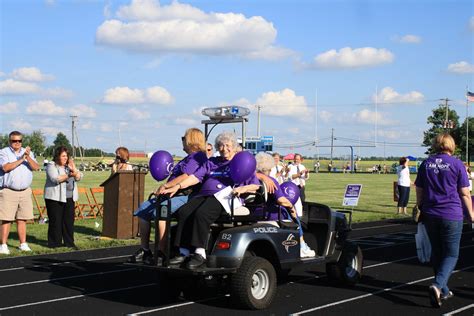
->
[149,150,174,181]
[280,181,300,205]
[229,151,256,183]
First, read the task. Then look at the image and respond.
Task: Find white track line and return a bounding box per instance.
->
[443,304,474,316]
[0,283,156,311]
[0,254,130,273]
[352,223,405,231]
[0,267,136,289]
[290,264,474,315]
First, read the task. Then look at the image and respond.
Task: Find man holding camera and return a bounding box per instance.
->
[0,131,39,254]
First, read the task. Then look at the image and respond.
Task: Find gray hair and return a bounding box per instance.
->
[214,131,238,150]
[256,152,275,173]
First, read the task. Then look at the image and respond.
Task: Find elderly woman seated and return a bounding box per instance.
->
[255,152,316,258]
[163,132,260,269]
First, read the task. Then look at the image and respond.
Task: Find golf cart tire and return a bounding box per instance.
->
[230,256,277,310]
[326,242,363,286]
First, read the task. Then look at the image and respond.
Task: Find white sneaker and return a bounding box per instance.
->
[300,246,316,258]
[18,243,32,252]
[0,244,10,255]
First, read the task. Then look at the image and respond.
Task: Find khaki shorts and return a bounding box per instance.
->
[0,187,34,221]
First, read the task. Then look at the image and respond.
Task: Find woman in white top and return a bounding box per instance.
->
[397,157,411,215]
[111,147,133,174]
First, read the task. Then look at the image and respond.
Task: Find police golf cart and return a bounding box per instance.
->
[127,107,363,309]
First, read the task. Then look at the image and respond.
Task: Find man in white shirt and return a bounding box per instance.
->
[287,153,309,203]
[269,153,285,184]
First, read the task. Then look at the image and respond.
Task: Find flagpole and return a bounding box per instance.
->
[467,86,470,164]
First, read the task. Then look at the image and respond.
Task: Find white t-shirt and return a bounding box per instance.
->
[397,166,410,187]
[287,163,309,187]
[269,165,284,184]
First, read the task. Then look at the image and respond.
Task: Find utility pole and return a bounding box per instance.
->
[255,105,263,138]
[330,128,334,163]
[71,115,77,158]
[440,98,453,129]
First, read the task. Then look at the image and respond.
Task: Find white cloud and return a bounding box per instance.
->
[11,67,54,82]
[45,0,55,6]
[102,85,173,104]
[373,87,424,104]
[217,98,251,108]
[128,107,151,120]
[102,86,145,104]
[96,0,289,60]
[146,86,173,104]
[393,34,421,44]
[447,61,474,74]
[174,117,199,126]
[256,88,310,118]
[43,87,74,99]
[287,127,299,134]
[0,71,5,77]
[10,119,32,131]
[0,79,41,95]
[100,123,114,132]
[80,121,94,130]
[319,110,333,122]
[70,104,97,118]
[0,102,18,113]
[469,17,474,32]
[26,100,66,116]
[41,127,61,136]
[308,47,394,69]
[353,109,398,126]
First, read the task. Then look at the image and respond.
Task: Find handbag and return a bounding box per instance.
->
[415,222,431,263]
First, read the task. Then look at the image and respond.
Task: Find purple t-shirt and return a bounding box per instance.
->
[414,153,470,221]
[196,156,260,197]
[168,151,208,194]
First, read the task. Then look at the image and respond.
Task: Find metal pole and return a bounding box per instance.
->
[71,115,77,158]
[466,87,470,163]
[256,105,262,138]
[242,119,246,148]
[330,128,334,163]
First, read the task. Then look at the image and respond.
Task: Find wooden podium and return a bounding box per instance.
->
[100,170,147,239]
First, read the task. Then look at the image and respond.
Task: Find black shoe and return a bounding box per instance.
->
[127,248,153,263]
[186,253,206,270]
[441,291,454,301]
[144,251,164,266]
[169,255,186,265]
[429,285,442,308]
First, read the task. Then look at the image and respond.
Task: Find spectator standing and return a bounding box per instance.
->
[327,161,332,173]
[44,146,82,248]
[354,161,358,173]
[314,160,320,173]
[287,153,309,203]
[396,157,411,215]
[270,152,285,184]
[415,133,473,307]
[0,131,39,254]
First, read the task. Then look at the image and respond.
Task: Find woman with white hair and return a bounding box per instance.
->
[255,152,316,258]
[163,132,261,269]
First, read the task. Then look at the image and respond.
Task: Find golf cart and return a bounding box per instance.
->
[128,186,363,310]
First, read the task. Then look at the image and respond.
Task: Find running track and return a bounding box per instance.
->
[0,219,473,315]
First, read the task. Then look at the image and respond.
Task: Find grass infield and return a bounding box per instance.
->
[3,161,415,257]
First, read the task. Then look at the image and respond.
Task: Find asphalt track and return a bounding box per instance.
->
[0,219,473,316]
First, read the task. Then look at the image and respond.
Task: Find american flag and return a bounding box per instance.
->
[467,91,474,102]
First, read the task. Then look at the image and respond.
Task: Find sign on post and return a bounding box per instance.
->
[342,184,363,207]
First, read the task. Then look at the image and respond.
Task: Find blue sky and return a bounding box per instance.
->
[0,0,473,158]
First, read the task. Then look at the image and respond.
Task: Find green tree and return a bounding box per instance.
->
[458,117,474,162]
[45,132,72,158]
[0,134,8,148]
[23,130,46,156]
[422,104,461,155]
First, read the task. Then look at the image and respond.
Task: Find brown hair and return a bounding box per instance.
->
[432,133,456,154]
[184,128,206,152]
[9,131,22,139]
[399,157,408,166]
[115,147,130,161]
[53,146,69,165]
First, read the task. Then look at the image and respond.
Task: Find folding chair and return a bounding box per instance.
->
[89,187,104,217]
[31,189,47,222]
[75,187,96,219]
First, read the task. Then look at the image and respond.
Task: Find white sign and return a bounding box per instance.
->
[342,184,363,207]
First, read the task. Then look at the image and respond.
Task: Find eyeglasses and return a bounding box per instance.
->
[181,136,185,141]
[10,139,22,143]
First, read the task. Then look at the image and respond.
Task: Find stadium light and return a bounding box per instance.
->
[202,106,250,119]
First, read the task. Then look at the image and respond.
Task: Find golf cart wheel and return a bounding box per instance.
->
[230,256,277,310]
[326,242,363,286]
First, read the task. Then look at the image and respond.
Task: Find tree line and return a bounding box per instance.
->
[0,131,112,158]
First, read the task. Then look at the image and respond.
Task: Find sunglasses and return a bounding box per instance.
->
[207,149,212,152]
[10,139,22,143]
[181,136,185,141]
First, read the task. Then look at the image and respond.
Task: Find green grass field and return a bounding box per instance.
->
[3,159,414,257]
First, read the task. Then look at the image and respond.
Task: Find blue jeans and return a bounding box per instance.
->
[397,185,410,207]
[423,217,463,296]
[134,196,189,222]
